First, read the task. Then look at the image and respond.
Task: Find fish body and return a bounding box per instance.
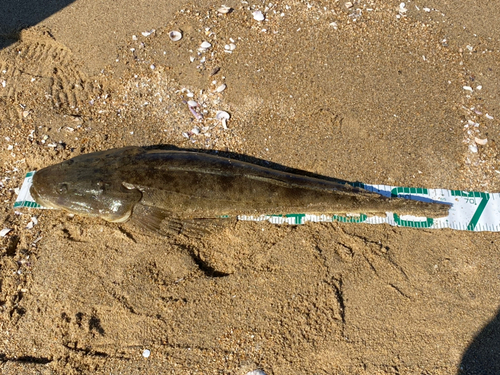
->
[30,146,450,224]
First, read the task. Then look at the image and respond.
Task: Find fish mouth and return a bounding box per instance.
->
[29,185,58,209]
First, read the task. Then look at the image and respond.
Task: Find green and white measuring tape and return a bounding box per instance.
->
[14,172,500,232]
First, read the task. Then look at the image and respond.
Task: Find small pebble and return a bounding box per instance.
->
[463,86,473,92]
[142,349,151,358]
[469,144,478,153]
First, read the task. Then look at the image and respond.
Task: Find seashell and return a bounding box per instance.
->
[187,100,198,107]
[252,10,265,21]
[469,144,478,153]
[142,29,155,37]
[216,110,230,129]
[191,127,200,135]
[0,228,12,237]
[474,137,488,145]
[200,41,212,49]
[463,86,473,92]
[216,110,230,120]
[169,31,183,42]
[218,5,232,14]
[215,84,226,92]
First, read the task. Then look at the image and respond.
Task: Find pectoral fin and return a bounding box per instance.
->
[128,203,232,238]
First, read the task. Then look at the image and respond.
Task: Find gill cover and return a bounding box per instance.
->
[30,147,144,222]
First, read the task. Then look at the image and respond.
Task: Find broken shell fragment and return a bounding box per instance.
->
[0,228,12,237]
[252,10,265,21]
[187,100,198,107]
[200,41,212,49]
[218,5,232,14]
[216,110,230,129]
[215,84,227,93]
[216,110,230,120]
[142,29,155,37]
[169,31,183,42]
[474,137,488,145]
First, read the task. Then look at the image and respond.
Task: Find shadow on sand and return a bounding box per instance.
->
[0,0,76,49]
[459,307,500,375]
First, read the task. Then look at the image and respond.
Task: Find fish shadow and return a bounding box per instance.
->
[459,306,500,375]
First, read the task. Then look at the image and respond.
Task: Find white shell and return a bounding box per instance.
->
[169,31,183,42]
[475,137,488,145]
[218,5,232,14]
[187,100,198,107]
[141,29,155,37]
[252,10,265,21]
[216,110,230,120]
[215,84,227,92]
[245,370,267,375]
[469,144,478,153]
[200,41,212,49]
[216,111,230,129]
[0,228,12,237]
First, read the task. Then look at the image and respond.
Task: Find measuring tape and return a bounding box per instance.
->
[14,172,500,232]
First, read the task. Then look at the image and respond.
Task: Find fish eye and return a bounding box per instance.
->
[57,183,68,194]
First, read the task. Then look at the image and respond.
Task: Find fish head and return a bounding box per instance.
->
[30,147,143,222]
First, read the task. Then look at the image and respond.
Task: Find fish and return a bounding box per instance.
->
[30,146,450,233]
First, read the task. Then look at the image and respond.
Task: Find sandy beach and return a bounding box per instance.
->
[1,0,499,373]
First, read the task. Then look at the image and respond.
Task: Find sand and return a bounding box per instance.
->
[1,0,499,374]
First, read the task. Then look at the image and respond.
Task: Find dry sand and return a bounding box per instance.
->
[1,0,500,374]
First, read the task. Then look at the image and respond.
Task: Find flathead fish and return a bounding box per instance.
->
[30,146,449,231]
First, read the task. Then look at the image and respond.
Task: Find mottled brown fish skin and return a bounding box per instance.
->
[30,146,450,222]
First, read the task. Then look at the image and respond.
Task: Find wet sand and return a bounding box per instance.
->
[1,0,500,374]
